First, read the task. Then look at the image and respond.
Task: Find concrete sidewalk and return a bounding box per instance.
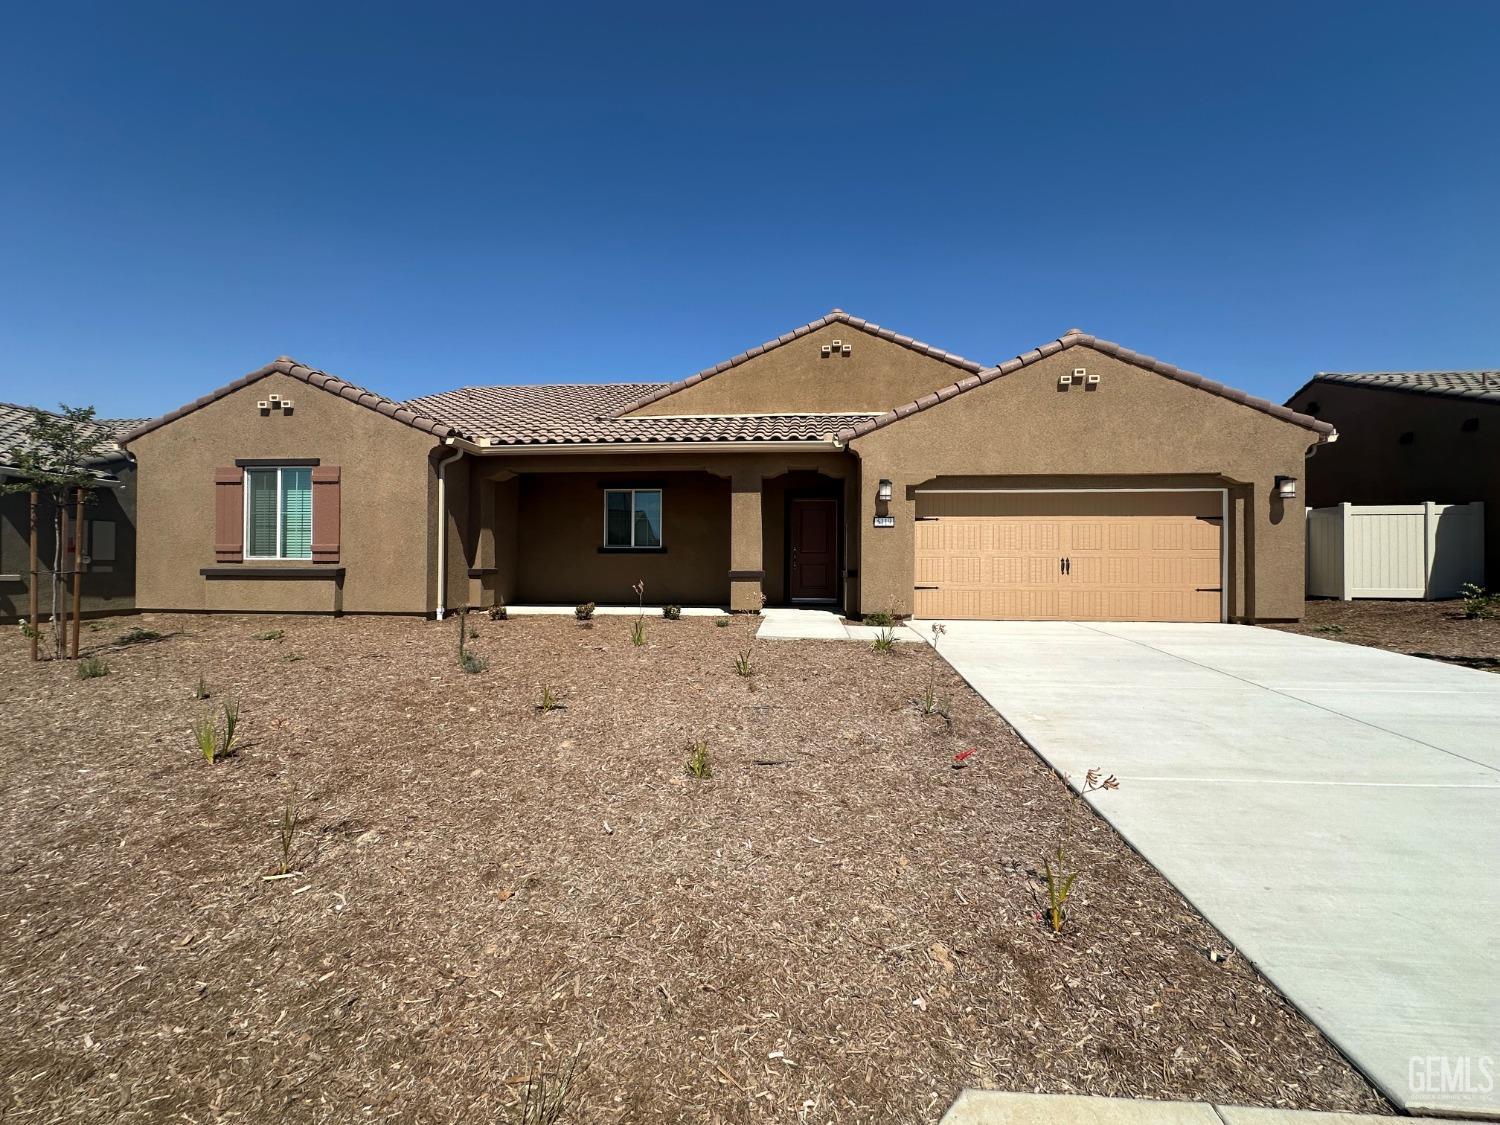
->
[756,606,925,642]
[924,621,1500,1119]
[940,1091,1467,1124]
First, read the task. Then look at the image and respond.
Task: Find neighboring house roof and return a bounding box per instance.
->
[0,401,144,470]
[605,308,989,419]
[1298,370,1500,404]
[837,329,1336,444]
[405,383,879,446]
[118,357,461,446]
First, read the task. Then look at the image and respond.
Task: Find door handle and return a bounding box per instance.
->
[1060,557,1071,575]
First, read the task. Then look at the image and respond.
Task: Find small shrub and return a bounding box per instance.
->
[685,740,712,779]
[77,655,109,679]
[537,685,561,712]
[192,715,218,763]
[663,604,682,621]
[575,602,596,621]
[18,619,39,640]
[1461,582,1497,619]
[119,626,162,645]
[513,1056,578,1125]
[88,621,104,633]
[1040,768,1119,934]
[468,625,480,640]
[276,804,300,876]
[488,604,508,621]
[919,622,948,715]
[630,618,646,647]
[714,617,729,628]
[222,699,240,756]
[191,701,239,763]
[1041,844,1079,934]
[281,652,303,663]
[733,646,753,677]
[872,627,897,652]
[256,629,285,642]
[194,674,210,700]
[863,611,896,628]
[461,651,489,674]
[1311,623,1345,635]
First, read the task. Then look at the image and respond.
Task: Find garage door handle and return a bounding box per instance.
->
[915,584,940,590]
[1059,557,1070,575]
[1196,587,1222,592]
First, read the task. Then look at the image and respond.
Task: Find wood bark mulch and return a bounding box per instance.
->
[0,613,1390,1123]
[1267,598,1500,671]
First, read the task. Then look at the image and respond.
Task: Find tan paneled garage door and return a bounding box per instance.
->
[913,491,1223,622]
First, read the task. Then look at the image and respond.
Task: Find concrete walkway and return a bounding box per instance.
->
[940,1091,1464,1124]
[756,606,925,642]
[922,621,1500,1119]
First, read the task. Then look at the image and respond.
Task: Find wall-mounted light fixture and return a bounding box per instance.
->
[1275,474,1298,499]
[877,479,893,502]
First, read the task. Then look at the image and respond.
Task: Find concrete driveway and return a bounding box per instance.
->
[921,620,1500,1118]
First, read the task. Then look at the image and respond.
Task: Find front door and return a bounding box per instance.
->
[789,497,838,602]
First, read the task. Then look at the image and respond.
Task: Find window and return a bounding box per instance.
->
[603,488,662,549]
[245,466,313,559]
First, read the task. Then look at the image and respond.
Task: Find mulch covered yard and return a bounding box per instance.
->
[1268,598,1500,671]
[1,613,1388,1123]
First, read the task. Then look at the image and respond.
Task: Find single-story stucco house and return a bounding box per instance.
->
[1286,370,1497,587]
[120,310,1333,622]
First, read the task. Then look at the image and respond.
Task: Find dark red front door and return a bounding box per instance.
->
[789,497,838,602]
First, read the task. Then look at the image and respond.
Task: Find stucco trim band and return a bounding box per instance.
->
[200,566,346,579]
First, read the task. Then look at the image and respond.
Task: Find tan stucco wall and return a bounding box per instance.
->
[628,325,969,416]
[1287,381,1498,585]
[129,372,443,614]
[849,346,1322,621]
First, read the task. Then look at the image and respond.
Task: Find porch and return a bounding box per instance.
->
[459,455,859,614]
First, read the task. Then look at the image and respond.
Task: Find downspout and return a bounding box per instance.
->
[434,440,464,620]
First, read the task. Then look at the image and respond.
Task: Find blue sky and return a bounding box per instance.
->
[0,1,1495,419]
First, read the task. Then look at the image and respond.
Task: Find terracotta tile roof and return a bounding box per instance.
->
[118,358,460,446]
[606,308,988,418]
[0,402,144,467]
[405,383,877,445]
[1308,370,1500,404]
[838,329,1336,444]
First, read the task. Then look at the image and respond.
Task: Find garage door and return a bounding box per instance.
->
[913,491,1223,622]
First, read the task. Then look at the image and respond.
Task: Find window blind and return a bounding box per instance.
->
[281,468,312,559]
[246,470,279,557]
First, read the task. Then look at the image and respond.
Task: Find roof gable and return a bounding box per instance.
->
[120,358,460,446]
[839,329,1335,443]
[609,309,987,419]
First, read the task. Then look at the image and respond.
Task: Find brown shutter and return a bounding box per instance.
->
[214,468,244,562]
[311,466,341,562]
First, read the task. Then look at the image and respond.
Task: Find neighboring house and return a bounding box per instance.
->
[0,403,142,624]
[1286,371,1499,586]
[122,310,1332,623]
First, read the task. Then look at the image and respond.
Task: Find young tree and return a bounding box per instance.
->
[0,406,103,659]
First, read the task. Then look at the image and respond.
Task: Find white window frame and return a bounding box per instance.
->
[243,466,313,561]
[601,488,664,550]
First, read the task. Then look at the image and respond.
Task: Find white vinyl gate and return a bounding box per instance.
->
[1306,502,1485,599]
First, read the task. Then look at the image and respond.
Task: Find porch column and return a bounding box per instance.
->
[467,477,498,609]
[728,470,764,612]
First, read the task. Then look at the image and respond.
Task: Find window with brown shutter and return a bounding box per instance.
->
[214,468,244,562]
[311,466,341,562]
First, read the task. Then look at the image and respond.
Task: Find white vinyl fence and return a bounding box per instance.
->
[1306,502,1485,600]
